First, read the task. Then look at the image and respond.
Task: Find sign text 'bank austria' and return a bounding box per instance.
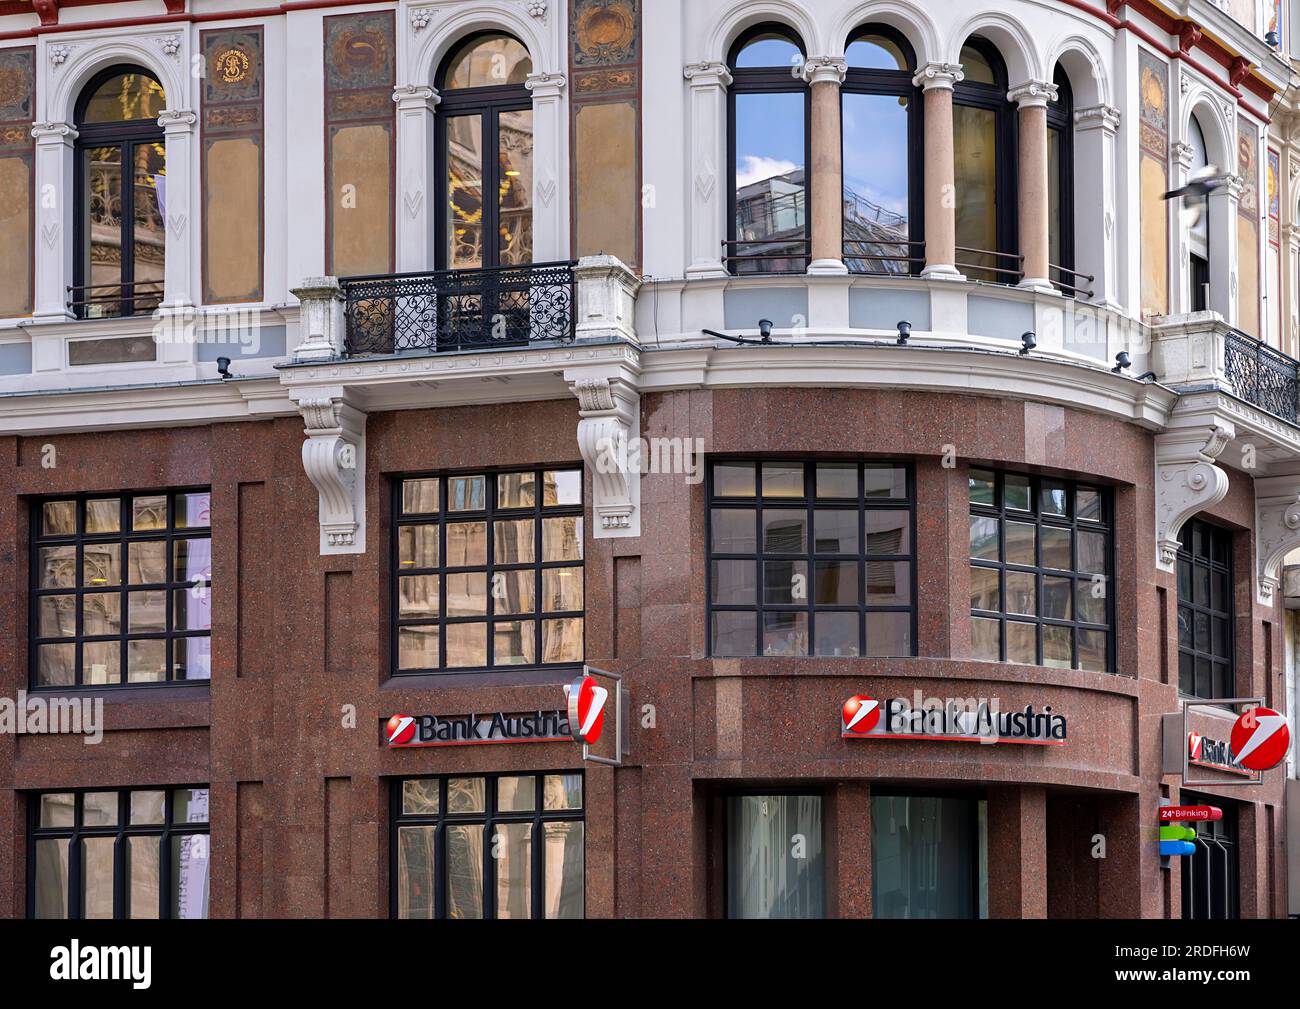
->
[842,693,1068,745]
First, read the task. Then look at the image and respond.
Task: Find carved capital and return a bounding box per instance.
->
[524,72,566,98]
[157,109,197,132]
[801,56,847,86]
[1254,473,1300,605]
[683,61,732,88]
[31,121,77,144]
[912,61,963,91]
[1007,79,1058,109]
[290,388,367,555]
[571,376,640,538]
[1155,425,1234,571]
[1074,103,1120,134]
[393,84,439,111]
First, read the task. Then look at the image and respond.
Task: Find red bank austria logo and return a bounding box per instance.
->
[1230,706,1290,772]
[567,674,607,745]
[386,714,416,746]
[842,695,881,736]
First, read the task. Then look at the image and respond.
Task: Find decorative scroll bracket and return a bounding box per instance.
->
[1254,473,1300,606]
[290,387,367,555]
[1155,423,1234,572]
[571,376,640,539]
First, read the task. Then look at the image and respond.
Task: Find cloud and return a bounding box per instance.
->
[737,155,798,188]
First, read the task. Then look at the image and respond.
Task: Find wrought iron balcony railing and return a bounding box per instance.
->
[1224,329,1299,422]
[68,281,164,320]
[341,261,576,357]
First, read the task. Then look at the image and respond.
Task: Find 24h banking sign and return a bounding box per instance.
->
[842,692,1068,745]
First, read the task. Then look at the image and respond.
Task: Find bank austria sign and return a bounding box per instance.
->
[842,692,1068,745]
[386,711,571,748]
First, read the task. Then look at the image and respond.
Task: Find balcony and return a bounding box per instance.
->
[1152,312,1300,424]
[341,261,576,357]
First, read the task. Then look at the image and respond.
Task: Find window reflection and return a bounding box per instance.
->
[953,39,1014,284]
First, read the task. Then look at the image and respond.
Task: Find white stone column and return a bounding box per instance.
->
[683,61,732,278]
[1073,104,1121,308]
[1207,174,1242,324]
[526,71,567,263]
[1008,80,1058,293]
[31,121,76,321]
[157,109,196,310]
[911,62,963,280]
[1285,221,1300,356]
[393,84,439,273]
[1171,138,1196,313]
[804,56,848,275]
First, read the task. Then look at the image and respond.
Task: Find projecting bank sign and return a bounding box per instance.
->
[386,711,570,748]
[842,692,1068,745]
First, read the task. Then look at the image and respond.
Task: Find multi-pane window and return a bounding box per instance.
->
[392,773,584,919]
[31,491,212,687]
[1181,795,1238,919]
[29,787,210,919]
[708,461,916,658]
[393,469,583,673]
[1176,518,1234,698]
[969,470,1111,671]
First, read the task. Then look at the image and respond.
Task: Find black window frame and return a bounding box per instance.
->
[389,771,585,919]
[841,23,925,276]
[391,466,585,676]
[72,64,167,320]
[1175,517,1235,699]
[953,36,1020,284]
[726,22,812,275]
[29,487,213,689]
[1180,793,1238,919]
[27,785,210,920]
[434,31,533,272]
[968,468,1115,672]
[1047,63,1076,293]
[706,459,918,659]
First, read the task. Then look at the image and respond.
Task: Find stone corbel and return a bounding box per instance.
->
[571,376,640,538]
[290,387,367,554]
[1254,473,1300,606]
[1155,424,1234,571]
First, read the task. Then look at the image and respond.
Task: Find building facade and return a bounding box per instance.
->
[0,0,1297,919]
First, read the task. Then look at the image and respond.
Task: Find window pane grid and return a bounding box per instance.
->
[394,469,584,674]
[28,787,209,920]
[1175,518,1234,699]
[707,461,916,658]
[31,490,212,687]
[392,773,584,919]
[968,469,1113,672]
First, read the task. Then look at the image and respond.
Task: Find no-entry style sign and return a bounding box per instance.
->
[1229,706,1290,772]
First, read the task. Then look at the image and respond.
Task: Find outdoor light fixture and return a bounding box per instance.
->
[217,357,232,380]
[1266,30,1280,47]
[1020,331,1036,355]
[757,319,773,343]
[896,320,911,345]
[1112,351,1131,373]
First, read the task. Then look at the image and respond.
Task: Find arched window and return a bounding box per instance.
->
[1187,114,1211,311]
[73,67,166,319]
[1047,64,1076,295]
[727,24,810,274]
[842,25,923,275]
[436,33,534,270]
[953,38,1017,283]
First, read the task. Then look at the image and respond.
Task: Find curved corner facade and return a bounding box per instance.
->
[0,0,1298,919]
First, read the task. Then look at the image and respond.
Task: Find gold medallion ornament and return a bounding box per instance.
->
[215,49,250,85]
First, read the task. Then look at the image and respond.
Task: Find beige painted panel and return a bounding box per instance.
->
[329,123,392,277]
[205,137,262,303]
[1238,217,1260,338]
[575,102,637,267]
[0,155,32,316]
[1139,155,1168,318]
